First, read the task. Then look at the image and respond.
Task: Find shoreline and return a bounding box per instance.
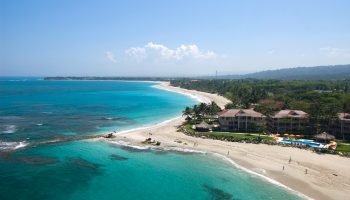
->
[212,152,312,200]
[107,82,350,200]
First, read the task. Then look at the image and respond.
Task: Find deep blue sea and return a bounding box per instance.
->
[0,77,303,200]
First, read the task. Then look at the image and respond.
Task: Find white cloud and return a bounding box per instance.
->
[319,47,350,57]
[105,51,117,63]
[125,47,146,61]
[125,42,217,61]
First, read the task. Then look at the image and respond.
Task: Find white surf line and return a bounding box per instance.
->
[108,140,150,150]
[152,83,211,104]
[115,116,183,135]
[107,81,204,136]
[105,134,312,200]
[159,146,207,154]
[107,140,207,154]
[154,82,312,199]
[104,81,312,199]
[212,153,314,200]
[0,141,29,151]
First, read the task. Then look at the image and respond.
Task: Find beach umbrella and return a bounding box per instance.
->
[195,121,212,132]
[313,132,335,143]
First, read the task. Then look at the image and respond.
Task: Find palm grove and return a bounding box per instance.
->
[173,79,350,135]
[182,102,221,122]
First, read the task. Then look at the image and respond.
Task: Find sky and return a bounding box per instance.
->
[1,0,350,76]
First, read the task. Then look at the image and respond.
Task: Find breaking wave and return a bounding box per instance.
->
[1,125,17,134]
[0,141,28,151]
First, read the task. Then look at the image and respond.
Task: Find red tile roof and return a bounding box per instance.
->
[218,109,265,118]
[272,110,308,118]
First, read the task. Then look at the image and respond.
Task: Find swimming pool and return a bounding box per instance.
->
[280,139,323,148]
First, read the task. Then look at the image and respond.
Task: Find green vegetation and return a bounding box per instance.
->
[172,79,350,135]
[182,101,221,121]
[336,141,350,153]
[181,123,272,143]
[45,65,350,81]
[222,64,350,80]
[181,102,349,156]
[181,102,272,143]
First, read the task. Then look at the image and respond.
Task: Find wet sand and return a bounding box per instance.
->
[109,82,350,200]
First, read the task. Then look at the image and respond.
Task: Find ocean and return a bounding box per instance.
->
[0,78,304,200]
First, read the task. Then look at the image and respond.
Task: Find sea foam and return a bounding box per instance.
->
[212,153,314,200]
[152,84,211,104]
[1,125,17,134]
[0,141,28,151]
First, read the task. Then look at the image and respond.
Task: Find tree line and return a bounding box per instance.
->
[182,102,221,121]
[172,79,350,135]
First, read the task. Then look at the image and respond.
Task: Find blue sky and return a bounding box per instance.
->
[1,0,350,76]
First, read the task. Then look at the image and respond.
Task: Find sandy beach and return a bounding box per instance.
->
[108,82,350,200]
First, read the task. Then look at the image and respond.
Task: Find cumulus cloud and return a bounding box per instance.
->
[106,51,117,63]
[125,47,146,61]
[320,47,350,57]
[125,42,217,61]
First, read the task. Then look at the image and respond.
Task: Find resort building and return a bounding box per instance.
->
[269,110,309,134]
[218,109,266,132]
[338,113,350,140]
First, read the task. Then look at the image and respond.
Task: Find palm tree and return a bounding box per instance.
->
[309,100,322,134]
[192,105,200,121]
[208,101,221,116]
[198,103,208,118]
[340,97,350,140]
[327,112,339,133]
[182,106,193,118]
[247,121,257,132]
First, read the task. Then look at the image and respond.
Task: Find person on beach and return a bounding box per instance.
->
[289,156,292,164]
[305,169,308,174]
[227,151,230,155]
[283,166,285,170]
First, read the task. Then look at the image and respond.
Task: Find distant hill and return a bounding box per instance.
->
[218,65,350,80]
[44,76,175,81]
[45,64,350,81]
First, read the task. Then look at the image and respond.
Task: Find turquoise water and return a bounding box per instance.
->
[0,78,194,144]
[0,78,303,200]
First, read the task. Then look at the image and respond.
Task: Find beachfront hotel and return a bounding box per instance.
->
[269,110,309,134]
[338,113,350,140]
[218,109,266,132]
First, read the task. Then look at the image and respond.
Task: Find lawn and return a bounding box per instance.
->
[336,142,350,153]
[184,124,272,141]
